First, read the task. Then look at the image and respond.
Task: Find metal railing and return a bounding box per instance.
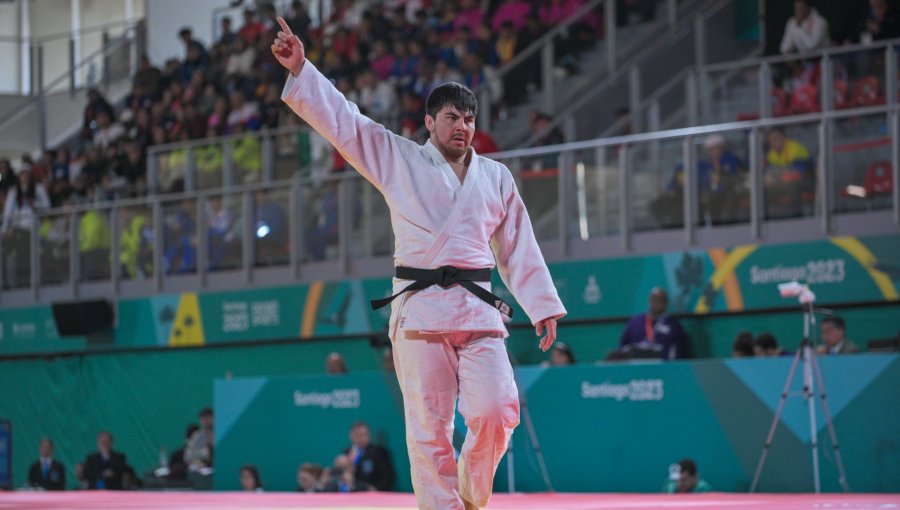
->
[609,36,900,141]
[3,102,898,305]
[0,19,145,152]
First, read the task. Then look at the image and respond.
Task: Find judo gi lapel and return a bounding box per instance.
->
[420,140,480,267]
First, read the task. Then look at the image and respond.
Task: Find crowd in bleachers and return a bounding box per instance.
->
[768,0,900,117]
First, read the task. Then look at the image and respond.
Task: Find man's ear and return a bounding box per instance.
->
[424,114,434,132]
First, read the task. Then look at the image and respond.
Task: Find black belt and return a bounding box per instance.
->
[370,266,514,319]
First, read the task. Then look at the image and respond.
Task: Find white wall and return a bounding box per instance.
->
[146,0,240,66]
[0,1,22,94]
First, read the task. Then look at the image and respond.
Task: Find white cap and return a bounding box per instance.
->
[704,134,725,149]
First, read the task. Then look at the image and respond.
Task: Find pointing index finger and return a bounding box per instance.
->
[277,17,293,36]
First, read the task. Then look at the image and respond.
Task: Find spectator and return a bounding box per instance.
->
[2,164,51,288]
[226,37,258,78]
[239,464,264,492]
[549,342,575,366]
[73,463,89,490]
[168,424,200,480]
[454,0,485,34]
[764,128,814,218]
[664,459,712,493]
[619,288,689,359]
[82,89,114,141]
[817,316,860,354]
[297,462,324,492]
[92,111,126,150]
[133,55,163,101]
[227,90,261,132]
[854,0,900,43]
[492,0,532,32]
[471,129,500,154]
[357,67,400,127]
[78,194,112,280]
[529,111,565,148]
[732,331,755,358]
[345,421,395,491]
[218,16,237,46]
[28,438,66,490]
[461,52,503,105]
[662,134,748,226]
[320,454,367,492]
[184,407,214,470]
[84,431,128,490]
[780,0,830,54]
[326,352,349,374]
[754,332,784,357]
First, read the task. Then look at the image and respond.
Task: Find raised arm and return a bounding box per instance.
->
[490,172,567,351]
[272,17,407,191]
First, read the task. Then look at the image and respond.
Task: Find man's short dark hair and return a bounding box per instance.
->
[199,407,213,417]
[754,332,778,351]
[351,420,369,430]
[822,316,845,331]
[678,459,698,476]
[425,82,477,120]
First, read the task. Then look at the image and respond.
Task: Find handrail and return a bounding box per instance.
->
[0,23,140,133]
[491,102,896,159]
[0,18,143,45]
[41,100,900,218]
[699,37,900,74]
[490,0,605,83]
[519,0,736,147]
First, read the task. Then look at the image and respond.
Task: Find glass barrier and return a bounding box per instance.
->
[78,208,112,281]
[350,181,393,259]
[253,187,291,268]
[761,121,819,220]
[630,138,684,231]
[195,142,224,190]
[2,226,32,289]
[503,154,560,242]
[162,198,198,275]
[833,113,892,213]
[274,127,307,181]
[691,131,751,227]
[118,205,154,280]
[831,46,889,111]
[39,209,72,286]
[706,64,761,124]
[232,132,263,185]
[301,179,342,262]
[204,193,243,272]
[568,146,621,239]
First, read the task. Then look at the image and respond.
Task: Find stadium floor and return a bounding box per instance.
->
[2,491,899,510]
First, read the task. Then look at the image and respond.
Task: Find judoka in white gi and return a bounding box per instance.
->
[272,18,566,510]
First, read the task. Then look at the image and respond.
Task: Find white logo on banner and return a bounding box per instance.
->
[749,259,846,285]
[223,300,282,332]
[580,379,665,401]
[583,275,601,304]
[293,389,361,409]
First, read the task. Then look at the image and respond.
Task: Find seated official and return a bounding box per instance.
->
[84,431,127,490]
[344,421,395,491]
[618,288,689,360]
[28,438,66,490]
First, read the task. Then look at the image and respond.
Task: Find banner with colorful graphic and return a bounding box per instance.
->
[214,354,900,493]
[0,234,897,356]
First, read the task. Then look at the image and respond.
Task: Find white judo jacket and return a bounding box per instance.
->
[282,62,566,337]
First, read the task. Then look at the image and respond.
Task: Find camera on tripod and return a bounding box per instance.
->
[777,281,816,304]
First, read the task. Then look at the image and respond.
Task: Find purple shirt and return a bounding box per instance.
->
[619,313,688,359]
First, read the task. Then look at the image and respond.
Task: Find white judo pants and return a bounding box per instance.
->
[392,330,520,510]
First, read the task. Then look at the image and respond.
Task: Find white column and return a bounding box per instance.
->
[124,0,134,20]
[71,0,81,87]
[20,0,30,94]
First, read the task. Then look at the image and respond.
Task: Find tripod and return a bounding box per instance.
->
[750,293,850,493]
[505,352,554,493]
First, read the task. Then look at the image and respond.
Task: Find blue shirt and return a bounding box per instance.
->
[620,313,688,359]
[668,152,744,193]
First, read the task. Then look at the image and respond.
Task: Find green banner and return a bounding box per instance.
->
[1,234,898,356]
[215,354,900,493]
